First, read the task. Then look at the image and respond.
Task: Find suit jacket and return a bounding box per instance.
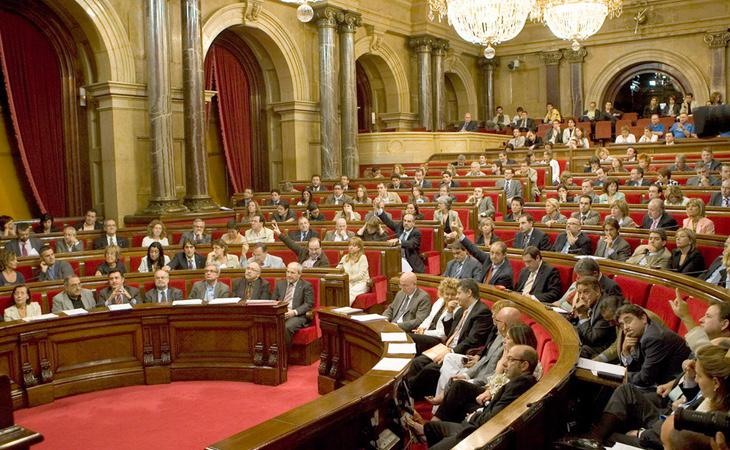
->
[93,235,130,250]
[52,289,97,312]
[54,239,84,253]
[626,179,652,187]
[459,121,478,132]
[474,197,495,218]
[468,374,537,427]
[279,233,330,267]
[378,212,425,273]
[189,281,231,300]
[662,103,680,116]
[466,334,504,383]
[382,287,431,331]
[514,117,536,132]
[178,231,212,246]
[287,229,320,242]
[514,228,551,251]
[460,236,513,288]
[96,284,141,306]
[143,287,183,303]
[495,179,523,201]
[515,263,564,303]
[442,256,482,280]
[323,194,353,206]
[273,279,314,317]
[623,320,690,388]
[232,277,271,300]
[670,248,706,277]
[5,238,43,257]
[412,179,432,189]
[576,296,617,357]
[641,213,678,231]
[570,210,601,226]
[626,246,671,269]
[594,236,632,262]
[700,256,726,286]
[322,230,355,242]
[167,252,206,270]
[551,232,592,255]
[543,128,564,144]
[36,261,75,282]
[443,300,493,355]
[709,192,730,207]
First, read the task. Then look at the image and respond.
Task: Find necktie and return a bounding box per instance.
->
[244,282,252,300]
[160,290,167,303]
[522,271,537,296]
[724,198,730,207]
[394,295,411,323]
[445,309,469,349]
[21,244,27,257]
[455,261,464,278]
[283,283,295,307]
[47,266,55,280]
[484,266,493,285]
[108,237,112,247]
[581,215,587,224]
[505,181,510,192]
[301,232,305,241]
[651,219,659,230]
[525,232,531,246]
[187,258,194,269]
[114,293,123,305]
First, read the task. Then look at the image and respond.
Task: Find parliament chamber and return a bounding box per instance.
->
[0,0,730,449]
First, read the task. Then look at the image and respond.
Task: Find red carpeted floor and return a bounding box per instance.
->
[15,363,320,450]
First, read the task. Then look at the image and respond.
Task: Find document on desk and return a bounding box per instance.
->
[388,343,417,354]
[22,313,59,322]
[107,304,134,311]
[207,298,241,305]
[372,358,411,372]
[607,443,644,450]
[333,306,363,315]
[245,299,278,305]
[350,314,388,322]
[381,332,408,342]
[172,299,203,306]
[62,308,89,316]
[577,357,626,378]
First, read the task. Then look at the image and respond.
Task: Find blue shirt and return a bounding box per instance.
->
[669,122,695,138]
[649,123,665,133]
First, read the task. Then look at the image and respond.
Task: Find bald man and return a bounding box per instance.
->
[273,262,314,346]
[382,272,431,331]
[641,198,678,231]
[323,218,355,242]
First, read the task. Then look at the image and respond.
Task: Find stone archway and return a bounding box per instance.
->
[354,37,410,113]
[444,56,479,122]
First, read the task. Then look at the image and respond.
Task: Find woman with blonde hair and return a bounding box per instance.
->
[3,285,41,321]
[95,245,126,276]
[392,164,406,177]
[337,237,370,305]
[0,250,24,287]
[608,200,637,228]
[683,198,715,234]
[542,198,567,226]
[615,125,636,144]
[409,277,461,353]
[476,217,500,246]
[670,228,705,276]
[207,240,240,269]
[608,158,624,174]
[142,219,169,247]
[664,185,690,207]
[434,197,462,236]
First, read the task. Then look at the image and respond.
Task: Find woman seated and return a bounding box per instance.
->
[240,201,263,225]
[519,159,540,200]
[574,127,590,149]
[683,198,715,235]
[409,186,429,204]
[34,213,59,235]
[435,185,456,204]
[334,202,361,222]
[392,163,405,177]
[356,216,389,242]
[638,127,658,143]
[542,148,561,185]
[542,198,567,226]
[608,158,624,174]
[597,179,626,204]
[608,200,637,228]
[543,104,562,123]
[0,216,15,238]
[670,228,705,276]
[142,219,169,247]
[206,240,240,269]
[637,153,652,172]
[596,147,615,164]
[95,245,127,276]
[664,185,690,207]
[624,146,637,162]
[404,203,425,221]
[0,250,24,287]
[296,189,313,208]
[408,278,460,354]
[3,285,41,322]
[475,217,500,246]
[221,220,247,246]
[138,242,170,273]
[352,185,372,205]
[557,184,574,204]
[584,156,601,173]
[614,125,636,144]
[270,202,296,223]
[434,197,461,236]
[337,237,370,305]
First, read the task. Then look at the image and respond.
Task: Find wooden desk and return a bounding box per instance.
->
[0,302,288,409]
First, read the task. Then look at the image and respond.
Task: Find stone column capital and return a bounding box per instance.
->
[539,50,563,66]
[314,6,340,28]
[478,57,499,71]
[409,35,435,53]
[562,47,587,63]
[337,11,361,33]
[431,38,450,56]
[704,31,730,49]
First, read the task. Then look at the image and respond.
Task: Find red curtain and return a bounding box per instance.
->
[204,44,252,194]
[0,11,66,216]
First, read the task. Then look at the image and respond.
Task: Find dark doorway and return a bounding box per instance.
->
[356,61,372,132]
[613,72,684,117]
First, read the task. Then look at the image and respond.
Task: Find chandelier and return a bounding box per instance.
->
[534,0,623,50]
[280,0,323,23]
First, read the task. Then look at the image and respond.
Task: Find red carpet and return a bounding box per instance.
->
[15,363,320,450]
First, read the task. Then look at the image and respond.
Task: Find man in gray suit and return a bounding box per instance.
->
[323,184,352,206]
[466,187,495,218]
[442,242,482,280]
[36,246,75,282]
[382,272,431,331]
[5,223,43,257]
[55,226,84,253]
[178,218,212,245]
[52,275,96,312]
[570,195,601,225]
[495,168,522,204]
[232,262,271,300]
[594,218,632,261]
[96,269,141,306]
[144,270,183,303]
[323,218,356,242]
[189,264,232,300]
[273,262,314,346]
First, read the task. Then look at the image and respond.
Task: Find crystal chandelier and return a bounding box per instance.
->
[280,0,322,23]
[533,0,622,50]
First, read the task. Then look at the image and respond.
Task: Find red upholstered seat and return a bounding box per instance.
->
[510,259,525,281]
[613,275,650,307]
[15,265,33,281]
[83,258,105,277]
[269,250,296,265]
[531,323,550,355]
[324,250,341,266]
[553,265,574,293]
[541,340,559,374]
[129,256,143,272]
[678,296,709,336]
[594,121,612,140]
[0,292,43,317]
[292,277,321,345]
[352,251,387,310]
[646,285,680,331]
[131,235,144,247]
[497,229,517,246]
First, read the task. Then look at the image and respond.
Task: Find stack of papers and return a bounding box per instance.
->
[577,357,626,379]
[387,343,416,354]
[22,313,59,322]
[207,298,241,305]
[62,309,89,316]
[107,304,133,311]
[350,314,388,322]
[372,358,411,372]
[172,299,203,306]
[332,306,363,315]
[245,299,277,305]
[380,332,408,342]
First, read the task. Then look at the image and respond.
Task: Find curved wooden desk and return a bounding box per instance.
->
[0,302,287,409]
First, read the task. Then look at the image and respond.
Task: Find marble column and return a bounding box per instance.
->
[338,11,361,179]
[144,0,187,214]
[315,6,341,179]
[539,50,563,112]
[562,47,587,119]
[704,31,730,101]
[181,0,216,211]
[431,39,449,131]
[409,36,434,130]
[478,57,498,124]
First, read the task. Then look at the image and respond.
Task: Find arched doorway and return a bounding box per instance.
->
[356,61,372,132]
[604,63,690,117]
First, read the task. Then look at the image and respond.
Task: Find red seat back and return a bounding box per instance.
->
[646,285,680,331]
[613,275,650,307]
[541,340,559,374]
[83,258,105,277]
[678,296,709,336]
[553,265,574,293]
[419,228,435,252]
[420,287,439,303]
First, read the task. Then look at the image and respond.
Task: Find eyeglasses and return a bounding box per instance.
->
[506,356,527,364]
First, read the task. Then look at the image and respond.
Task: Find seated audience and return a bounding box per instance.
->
[6,223,42,257]
[336,237,370,305]
[594,218,632,261]
[241,243,285,269]
[641,198,678,230]
[3,285,41,321]
[265,190,282,206]
[442,241,481,280]
[52,275,96,312]
[656,167,679,187]
[434,184,456,204]
[662,95,680,117]
[189,264,231,301]
[34,213,58,235]
[637,126,658,143]
[458,227,514,287]
[55,226,83,253]
[137,242,170,273]
[668,154,691,172]
[571,195,600,225]
[582,101,600,121]
[554,257,623,311]
[687,164,716,187]
[411,168,431,189]
[433,197,461,236]
[178,218,211,245]
[93,219,130,250]
[272,223,329,268]
[624,146,637,162]
[270,202,296,223]
[206,240,239,269]
[670,228,706,276]
[141,219,169,247]
[515,214,551,250]
[683,198,715,234]
[543,148,560,184]
[240,200,263,224]
[626,229,671,269]
[497,168,523,204]
[375,182,402,204]
[97,269,140,306]
[235,187,254,208]
[143,270,182,303]
[615,125,636,144]
[524,130,543,150]
[382,272,431,332]
[579,180,597,203]
[232,262,271,300]
[323,218,355,242]
[544,119,563,144]
[700,147,722,172]
[296,189,313,208]
[552,217,592,255]
[571,277,617,358]
[94,245,127,276]
[245,215,275,244]
[409,186,429,204]
[515,246,563,303]
[273,262,314,346]
[507,128,525,148]
[562,118,577,142]
[542,198,567,226]
[77,209,102,231]
[288,216,319,242]
[669,113,697,138]
[308,174,325,192]
[504,196,524,222]
[324,183,352,206]
[626,167,650,187]
[378,210,425,273]
[166,239,206,270]
[36,245,74,281]
[557,184,573,203]
[644,184,664,203]
[356,216,389,242]
[597,178,625,204]
[221,220,247,246]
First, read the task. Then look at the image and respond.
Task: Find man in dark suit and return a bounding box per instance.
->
[272,222,330,268]
[308,174,325,192]
[96,269,141,306]
[189,264,232,300]
[594,218,633,261]
[93,219,130,250]
[514,215,551,250]
[264,190,282,206]
[378,211,425,273]
[699,236,730,287]
[406,279,493,400]
[615,304,691,389]
[419,345,538,450]
[709,179,730,207]
[273,262,314,346]
[143,269,183,303]
[601,101,623,122]
[5,223,43,257]
[177,218,211,246]
[459,236,514,288]
[166,239,207,270]
[570,195,601,225]
[543,119,563,144]
[554,257,623,312]
[36,246,75,282]
[552,218,592,255]
[641,199,678,231]
[457,112,477,132]
[515,246,564,303]
[442,242,482,280]
[382,272,431,331]
[626,167,651,187]
[581,101,601,122]
[440,171,459,188]
[287,217,320,242]
[323,184,352,206]
[76,208,104,231]
[232,262,271,300]
[514,110,536,132]
[572,277,617,358]
[412,168,432,189]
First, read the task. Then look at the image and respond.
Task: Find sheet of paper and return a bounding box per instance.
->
[62,308,89,316]
[371,358,411,372]
[245,299,277,305]
[388,343,417,354]
[380,332,408,342]
[107,304,133,311]
[207,298,241,305]
[333,306,363,315]
[551,306,569,314]
[172,299,203,306]
[577,357,626,378]
[608,442,644,450]
[22,313,59,322]
[350,314,388,322]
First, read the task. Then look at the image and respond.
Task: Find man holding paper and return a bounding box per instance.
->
[144,270,183,303]
[273,262,314,346]
[189,264,231,301]
[382,272,431,332]
[52,275,96,312]
[96,269,140,306]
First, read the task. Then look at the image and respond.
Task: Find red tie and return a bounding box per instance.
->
[21,244,28,257]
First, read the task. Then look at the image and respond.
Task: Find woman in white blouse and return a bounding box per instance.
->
[614,125,636,144]
[206,240,240,269]
[138,242,171,273]
[337,237,370,305]
[638,127,658,143]
[141,219,169,247]
[4,284,42,321]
